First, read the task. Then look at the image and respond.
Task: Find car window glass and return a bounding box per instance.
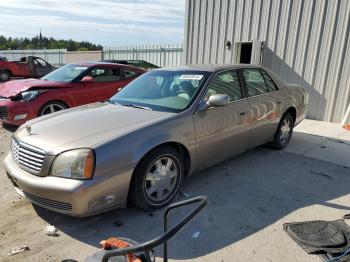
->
[204,70,242,102]
[88,68,122,82]
[261,70,278,91]
[242,68,269,96]
[121,69,138,79]
[42,64,88,82]
[111,70,209,112]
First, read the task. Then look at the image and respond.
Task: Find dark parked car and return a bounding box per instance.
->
[102,60,159,70]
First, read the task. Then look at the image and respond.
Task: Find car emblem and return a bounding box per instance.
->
[26,125,32,135]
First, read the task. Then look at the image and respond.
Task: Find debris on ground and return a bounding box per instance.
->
[112,220,123,227]
[43,224,59,237]
[192,231,200,239]
[8,245,30,256]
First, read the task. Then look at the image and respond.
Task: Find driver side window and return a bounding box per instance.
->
[205,70,242,102]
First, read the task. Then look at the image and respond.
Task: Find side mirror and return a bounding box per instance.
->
[81,76,95,83]
[207,94,230,107]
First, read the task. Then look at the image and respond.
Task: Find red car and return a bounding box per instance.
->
[0,56,56,82]
[0,62,145,126]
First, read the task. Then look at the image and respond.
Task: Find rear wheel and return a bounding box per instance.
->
[38,101,68,116]
[271,112,294,149]
[129,146,184,210]
[0,70,11,82]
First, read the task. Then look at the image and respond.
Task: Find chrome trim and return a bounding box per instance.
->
[11,138,46,175]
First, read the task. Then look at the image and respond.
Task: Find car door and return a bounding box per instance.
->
[79,66,130,104]
[240,68,282,149]
[33,58,52,77]
[193,69,251,169]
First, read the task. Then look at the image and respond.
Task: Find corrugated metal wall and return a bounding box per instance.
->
[183,0,350,123]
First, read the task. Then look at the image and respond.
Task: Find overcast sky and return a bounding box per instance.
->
[0,0,185,46]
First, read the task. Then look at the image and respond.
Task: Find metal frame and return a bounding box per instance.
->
[87,196,208,262]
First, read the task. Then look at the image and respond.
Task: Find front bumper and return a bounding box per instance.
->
[4,154,132,217]
[0,99,37,126]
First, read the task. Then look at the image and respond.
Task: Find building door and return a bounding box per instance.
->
[235,40,264,65]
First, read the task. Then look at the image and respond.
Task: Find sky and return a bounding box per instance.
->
[0,0,186,46]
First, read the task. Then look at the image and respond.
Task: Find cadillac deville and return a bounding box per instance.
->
[4,65,308,216]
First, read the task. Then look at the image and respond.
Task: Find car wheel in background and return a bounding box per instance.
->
[271,112,294,149]
[129,146,184,210]
[38,101,68,116]
[0,70,11,82]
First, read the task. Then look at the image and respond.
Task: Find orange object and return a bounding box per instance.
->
[344,124,350,130]
[100,238,141,262]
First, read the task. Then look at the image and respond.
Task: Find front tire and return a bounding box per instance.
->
[38,101,68,116]
[271,112,294,149]
[129,146,184,210]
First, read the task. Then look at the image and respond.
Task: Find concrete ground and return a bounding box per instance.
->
[0,119,350,262]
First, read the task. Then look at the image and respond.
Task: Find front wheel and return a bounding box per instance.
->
[271,113,294,149]
[129,146,184,210]
[38,101,68,116]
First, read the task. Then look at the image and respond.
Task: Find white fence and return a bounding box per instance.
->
[102,44,183,67]
[0,49,66,65]
[0,44,184,67]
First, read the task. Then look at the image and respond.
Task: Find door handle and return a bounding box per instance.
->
[240,111,247,116]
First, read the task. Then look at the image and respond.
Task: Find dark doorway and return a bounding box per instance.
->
[239,43,252,64]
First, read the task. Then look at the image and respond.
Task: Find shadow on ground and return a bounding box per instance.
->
[32,136,350,261]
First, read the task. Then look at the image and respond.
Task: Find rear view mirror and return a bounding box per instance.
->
[81,76,95,83]
[207,94,230,107]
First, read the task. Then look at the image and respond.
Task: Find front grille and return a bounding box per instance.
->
[23,191,72,211]
[11,138,46,174]
[0,106,7,120]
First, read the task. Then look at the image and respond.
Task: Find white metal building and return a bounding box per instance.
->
[183,0,350,123]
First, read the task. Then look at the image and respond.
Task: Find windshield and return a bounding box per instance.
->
[110,70,210,112]
[42,64,88,82]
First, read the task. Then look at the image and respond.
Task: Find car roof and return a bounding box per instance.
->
[68,61,146,71]
[156,64,265,72]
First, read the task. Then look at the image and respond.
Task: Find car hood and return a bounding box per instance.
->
[15,102,174,155]
[0,78,67,98]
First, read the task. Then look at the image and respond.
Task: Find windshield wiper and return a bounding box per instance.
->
[122,104,152,110]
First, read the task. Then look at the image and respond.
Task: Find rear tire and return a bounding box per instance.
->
[129,146,184,210]
[270,112,294,149]
[38,101,68,116]
[0,70,11,82]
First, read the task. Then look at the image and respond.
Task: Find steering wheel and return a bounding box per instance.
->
[176,89,191,100]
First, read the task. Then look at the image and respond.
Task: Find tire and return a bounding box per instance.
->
[0,70,11,82]
[129,146,184,210]
[38,101,68,116]
[270,112,294,149]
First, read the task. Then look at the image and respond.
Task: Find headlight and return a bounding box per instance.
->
[21,91,41,101]
[51,149,95,179]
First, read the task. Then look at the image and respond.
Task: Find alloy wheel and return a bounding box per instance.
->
[40,103,66,115]
[144,156,179,203]
[280,117,292,146]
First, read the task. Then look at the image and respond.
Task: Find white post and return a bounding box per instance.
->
[341,103,350,126]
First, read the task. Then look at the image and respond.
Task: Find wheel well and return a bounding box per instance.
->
[0,68,12,75]
[141,142,191,176]
[285,107,297,125]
